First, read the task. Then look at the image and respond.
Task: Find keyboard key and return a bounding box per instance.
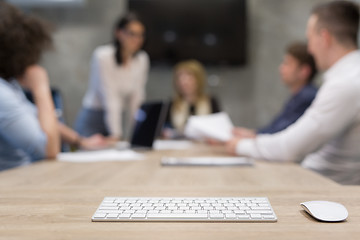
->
[93,213,107,219]
[118,213,132,219]
[222,210,233,214]
[131,213,146,219]
[172,210,184,214]
[159,210,172,214]
[233,210,246,214]
[101,203,118,207]
[237,215,250,220]
[147,210,159,214]
[123,210,136,214]
[211,209,222,212]
[225,214,237,219]
[209,213,224,219]
[185,210,196,214]
[258,203,270,207]
[106,213,119,219]
[250,214,262,219]
[147,213,208,220]
[131,206,143,210]
[135,210,148,214]
[99,206,119,210]
[197,210,208,215]
[251,207,271,210]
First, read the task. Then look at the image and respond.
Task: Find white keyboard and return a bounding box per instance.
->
[92,197,277,222]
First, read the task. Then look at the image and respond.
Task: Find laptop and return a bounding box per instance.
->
[118,101,168,150]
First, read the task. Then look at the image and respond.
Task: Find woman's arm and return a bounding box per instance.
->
[20,65,60,159]
[58,122,109,150]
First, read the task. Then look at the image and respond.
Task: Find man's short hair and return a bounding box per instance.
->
[286,42,317,84]
[312,0,359,47]
[0,2,52,81]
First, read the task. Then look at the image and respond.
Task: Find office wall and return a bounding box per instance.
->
[31,0,337,131]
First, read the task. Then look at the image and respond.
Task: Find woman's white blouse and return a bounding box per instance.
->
[82,45,149,138]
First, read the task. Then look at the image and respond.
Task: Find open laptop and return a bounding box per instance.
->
[117,101,168,150]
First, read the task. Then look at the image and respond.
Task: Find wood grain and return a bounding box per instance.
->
[0,144,359,240]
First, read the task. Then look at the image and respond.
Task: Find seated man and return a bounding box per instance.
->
[227,1,360,185]
[234,42,317,138]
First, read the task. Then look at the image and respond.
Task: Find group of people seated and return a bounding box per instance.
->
[0,1,359,185]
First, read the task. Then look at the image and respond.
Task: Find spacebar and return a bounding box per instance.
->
[147,214,208,220]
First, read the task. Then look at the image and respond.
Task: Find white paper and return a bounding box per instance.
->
[153,140,194,150]
[57,149,145,163]
[184,112,234,141]
[115,141,130,150]
[161,157,253,166]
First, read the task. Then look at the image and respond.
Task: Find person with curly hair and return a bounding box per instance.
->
[0,2,108,171]
[0,2,60,171]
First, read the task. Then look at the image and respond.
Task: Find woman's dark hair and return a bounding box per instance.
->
[0,2,52,81]
[113,12,144,65]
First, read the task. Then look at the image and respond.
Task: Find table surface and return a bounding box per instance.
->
[0,144,359,240]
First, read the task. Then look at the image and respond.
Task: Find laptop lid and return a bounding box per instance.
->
[130,101,168,149]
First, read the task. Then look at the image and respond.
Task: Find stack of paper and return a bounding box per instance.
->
[161,157,253,166]
[57,149,145,163]
[184,112,234,141]
[153,140,194,150]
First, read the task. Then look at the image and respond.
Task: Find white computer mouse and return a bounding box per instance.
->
[300,201,348,222]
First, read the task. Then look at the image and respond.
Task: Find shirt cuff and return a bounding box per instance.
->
[236,138,259,157]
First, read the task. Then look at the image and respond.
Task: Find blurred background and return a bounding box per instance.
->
[6,0,360,131]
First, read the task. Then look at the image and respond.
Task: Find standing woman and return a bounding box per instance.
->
[76,13,149,140]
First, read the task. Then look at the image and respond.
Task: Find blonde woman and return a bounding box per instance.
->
[163,60,220,139]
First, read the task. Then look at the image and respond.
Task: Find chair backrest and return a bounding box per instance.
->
[50,88,65,123]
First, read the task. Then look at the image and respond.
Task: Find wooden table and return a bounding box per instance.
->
[0,144,359,239]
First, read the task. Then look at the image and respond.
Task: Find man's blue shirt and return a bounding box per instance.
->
[258,84,318,134]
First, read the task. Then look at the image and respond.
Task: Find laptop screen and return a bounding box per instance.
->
[130,101,168,148]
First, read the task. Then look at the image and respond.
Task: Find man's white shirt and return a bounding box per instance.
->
[236,50,360,185]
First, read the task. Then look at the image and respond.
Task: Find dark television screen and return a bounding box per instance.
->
[129,0,247,66]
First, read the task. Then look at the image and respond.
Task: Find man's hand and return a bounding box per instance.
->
[226,137,242,156]
[79,134,110,150]
[232,127,256,139]
[205,138,225,146]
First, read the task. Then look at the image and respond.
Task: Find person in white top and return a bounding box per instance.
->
[227,1,360,185]
[76,13,149,140]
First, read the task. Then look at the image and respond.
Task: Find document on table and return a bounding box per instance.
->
[161,156,254,166]
[184,112,234,141]
[153,140,194,150]
[57,149,145,163]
